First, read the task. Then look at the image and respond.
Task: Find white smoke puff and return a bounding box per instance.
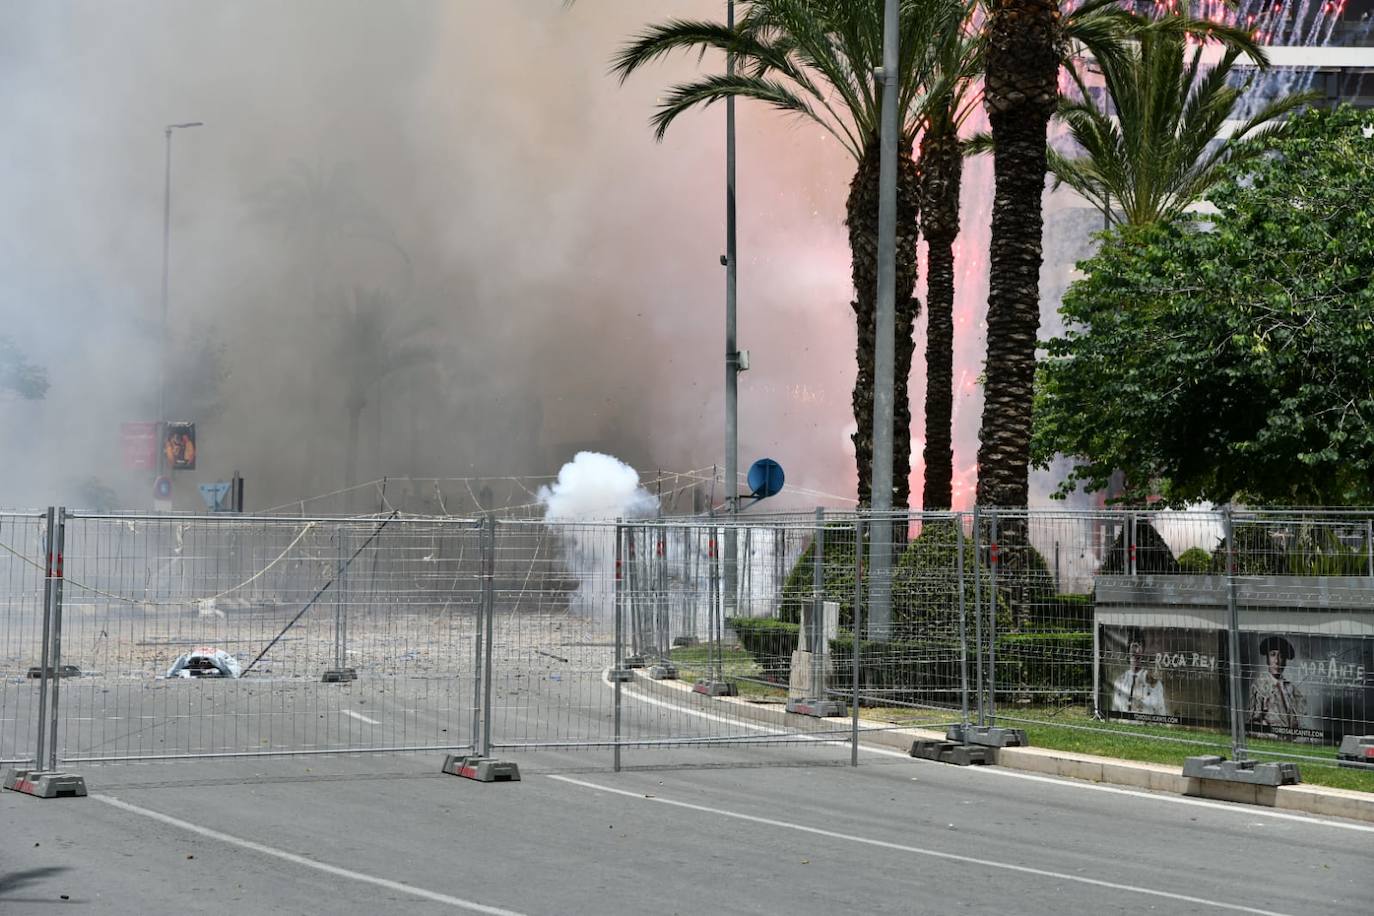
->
[538,451,658,522]
[539,452,658,621]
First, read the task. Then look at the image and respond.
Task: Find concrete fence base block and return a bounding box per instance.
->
[646,664,679,680]
[2,768,87,799]
[1182,755,1300,787]
[692,679,737,697]
[947,724,1028,748]
[785,698,847,718]
[441,755,520,783]
[910,740,993,766]
[1337,735,1374,769]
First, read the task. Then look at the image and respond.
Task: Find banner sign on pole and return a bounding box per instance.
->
[163,422,197,470]
[121,421,160,471]
[199,482,232,512]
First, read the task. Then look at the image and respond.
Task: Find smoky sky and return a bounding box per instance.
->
[0,1,1092,514]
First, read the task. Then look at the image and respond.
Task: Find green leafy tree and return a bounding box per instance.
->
[0,336,48,400]
[918,3,1191,509]
[1048,21,1309,228]
[975,4,1252,510]
[1033,106,1374,507]
[613,0,965,507]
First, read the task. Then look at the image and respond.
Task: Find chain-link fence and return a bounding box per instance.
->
[4,505,1372,776]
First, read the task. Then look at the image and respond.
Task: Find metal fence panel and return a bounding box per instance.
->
[0,511,52,766]
[976,508,1374,774]
[7,502,1368,776]
[486,518,857,757]
[50,512,483,762]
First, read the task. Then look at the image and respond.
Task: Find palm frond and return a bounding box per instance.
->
[963,130,993,156]
[1050,13,1309,229]
[654,72,861,157]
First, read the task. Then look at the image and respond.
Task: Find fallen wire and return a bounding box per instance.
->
[241,511,399,676]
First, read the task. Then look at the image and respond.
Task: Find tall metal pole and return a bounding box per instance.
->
[867,0,900,639]
[158,128,171,463]
[46,508,66,771]
[851,518,865,767]
[1224,507,1247,763]
[614,522,624,772]
[480,514,496,758]
[723,0,740,619]
[157,121,202,494]
[33,508,55,769]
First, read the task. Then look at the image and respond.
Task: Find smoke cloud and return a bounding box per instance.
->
[0,1,1104,516]
[538,451,658,523]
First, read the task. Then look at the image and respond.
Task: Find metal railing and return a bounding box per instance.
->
[3,505,1371,775]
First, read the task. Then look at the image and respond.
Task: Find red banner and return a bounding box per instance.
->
[121,422,159,471]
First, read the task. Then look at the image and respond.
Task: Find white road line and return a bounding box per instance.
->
[962,766,1374,833]
[91,795,528,916]
[609,671,1374,834]
[342,709,380,725]
[548,775,1293,916]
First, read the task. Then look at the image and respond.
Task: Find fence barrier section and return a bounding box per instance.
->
[3,506,1371,775]
[0,510,52,767]
[35,512,483,763]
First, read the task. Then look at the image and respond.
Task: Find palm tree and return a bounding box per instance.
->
[916,0,1136,510]
[1048,28,1314,229]
[974,3,1269,509]
[613,0,962,508]
[253,162,414,499]
[974,0,1064,510]
[915,15,981,511]
[336,289,435,505]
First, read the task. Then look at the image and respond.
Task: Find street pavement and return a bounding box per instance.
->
[4,721,1371,915]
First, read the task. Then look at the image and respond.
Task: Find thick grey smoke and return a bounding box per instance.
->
[0,1,1106,517]
[0,0,871,513]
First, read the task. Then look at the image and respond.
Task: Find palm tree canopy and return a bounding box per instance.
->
[612,0,972,161]
[338,289,436,411]
[1049,19,1317,227]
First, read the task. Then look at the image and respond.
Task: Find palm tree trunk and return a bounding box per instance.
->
[846,137,922,508]
[919,113,963,511]
[978,0,1060,511]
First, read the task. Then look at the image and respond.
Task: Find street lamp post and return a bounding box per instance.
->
[867,0,899,640]
[157,121,203,490]
[723,0,740,616]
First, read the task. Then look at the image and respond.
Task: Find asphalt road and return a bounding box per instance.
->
[3,656,850,765]
[4,691,1372,915]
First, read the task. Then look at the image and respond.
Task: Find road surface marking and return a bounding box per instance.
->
[962,766,1374,833]
[91,795,528,916]
[549,775,1293,916]
[610,671,1374,833]
[343,709,380,725]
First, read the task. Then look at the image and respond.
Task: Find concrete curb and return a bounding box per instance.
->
[631,673,1374,825]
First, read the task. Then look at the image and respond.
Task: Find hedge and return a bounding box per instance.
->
[728,619,1093,699]
[727,617,799,684]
